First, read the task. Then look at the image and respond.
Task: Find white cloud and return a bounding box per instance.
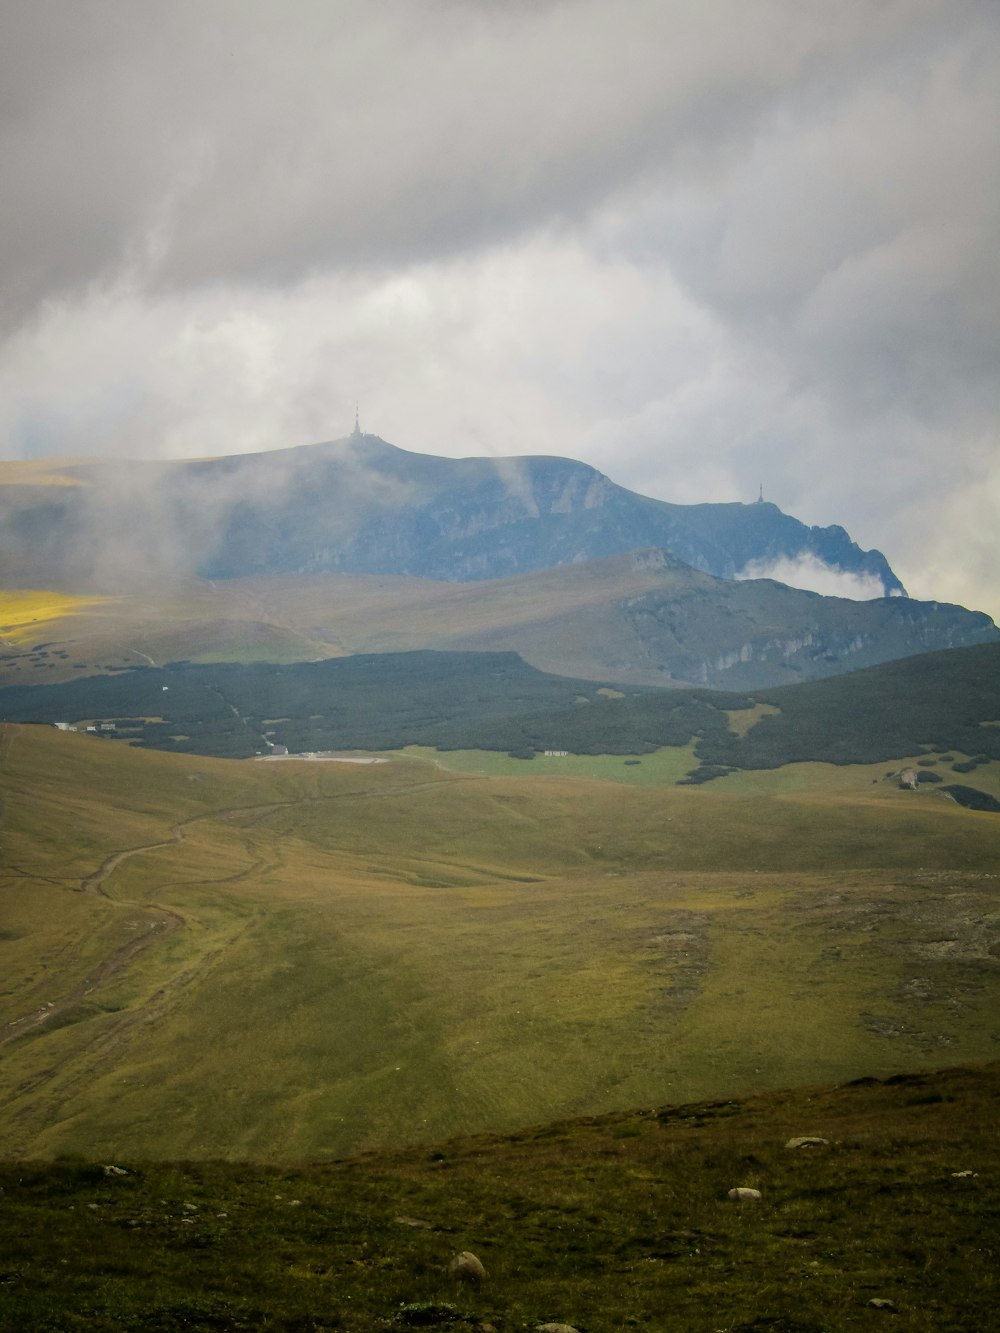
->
[735,554,891,602]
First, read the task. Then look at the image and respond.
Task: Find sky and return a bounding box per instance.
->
[1,0,997,615]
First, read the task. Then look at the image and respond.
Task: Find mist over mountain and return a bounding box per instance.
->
[1,434,904,596]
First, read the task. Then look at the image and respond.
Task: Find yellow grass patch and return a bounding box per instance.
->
[0,459,88,486]
[0,589,118,644]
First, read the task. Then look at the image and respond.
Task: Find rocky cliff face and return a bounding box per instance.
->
[610,566,995,689]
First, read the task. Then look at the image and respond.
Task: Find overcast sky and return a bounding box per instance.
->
[1,0,997,613]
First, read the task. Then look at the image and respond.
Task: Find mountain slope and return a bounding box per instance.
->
[2,548,994,692]
[1,720,999,1168]
[0,434,905,593]
[413,548,993,688]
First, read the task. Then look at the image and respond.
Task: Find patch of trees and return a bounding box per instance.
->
[943,785,1000,813]
[0,652,722,759]
[2,642,997,776]
[691,643,1000,772]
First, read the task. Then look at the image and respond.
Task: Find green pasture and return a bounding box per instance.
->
[399,742,699,784]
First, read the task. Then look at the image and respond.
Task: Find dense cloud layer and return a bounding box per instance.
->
[1,1,997,614]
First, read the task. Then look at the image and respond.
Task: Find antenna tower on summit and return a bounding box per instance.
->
[352,402,361,438]
[756,483,764,504]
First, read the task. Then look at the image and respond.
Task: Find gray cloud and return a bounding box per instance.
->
[3,1,952,303]
[0,0,997,617]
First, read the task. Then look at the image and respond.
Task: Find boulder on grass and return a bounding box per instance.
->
[449,1251,487,1283]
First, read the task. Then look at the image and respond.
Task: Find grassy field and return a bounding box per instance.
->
[399,743,700,784]
[3,558,994,696]
[0,1062,996,1332]
[0,562,669,686]
[2,723,999,1166]
[0,554,696,686]
[0,589,118,648]
[405,743,1000,796]
[0,579,346,684]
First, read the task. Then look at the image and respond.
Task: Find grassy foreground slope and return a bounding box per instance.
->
[2,723,999,1163]
[1,1063,997,1332]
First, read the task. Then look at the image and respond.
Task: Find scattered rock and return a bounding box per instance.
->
[951,1170,978,1178]
[102,1164,128,1176]
[727,1187,762,1202]
[868,1298,898,1312]
[449,1251,487,1283]
[536,1324,581,1333]
[395,1214,434,1229]
[785,1136,829,1149]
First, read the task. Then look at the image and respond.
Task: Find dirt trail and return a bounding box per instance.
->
[1,770,459,1050]
[1,802,279,1048]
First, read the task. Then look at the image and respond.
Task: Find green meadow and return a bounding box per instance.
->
[398,742,699,784]
[2,723,999,1164]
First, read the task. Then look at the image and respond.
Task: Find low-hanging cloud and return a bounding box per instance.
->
[735,553,897,602]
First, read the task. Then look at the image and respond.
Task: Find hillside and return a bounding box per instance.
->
[1,549,995,694]
[696,641,1000,773]
[1,1063,997,1332]
[1,721,999,1166]
[0,434,904,592]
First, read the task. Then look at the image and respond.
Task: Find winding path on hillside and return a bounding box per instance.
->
[1,754,470,1055]
[1,757,488,1142]
[2,801,288,1048]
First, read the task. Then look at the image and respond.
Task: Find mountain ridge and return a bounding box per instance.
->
[0,434,905,594]
[4,434,995,692]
